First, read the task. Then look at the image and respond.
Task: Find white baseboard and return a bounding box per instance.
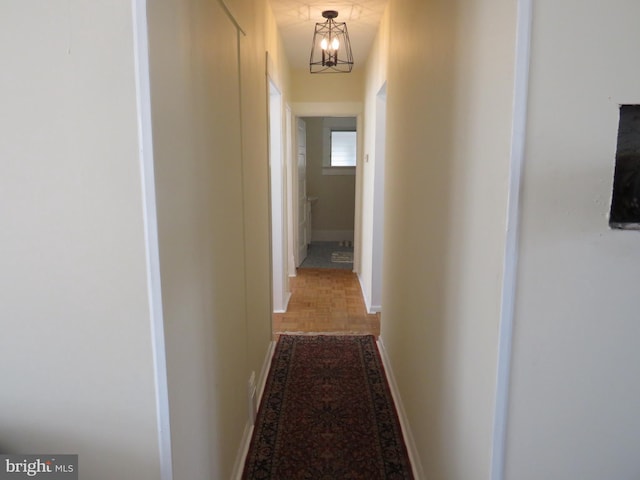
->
[377,337,425,480]
[256,341,276,407]
[231,420,253,480]
[357,272,382,314]
[273,292,292,314]
[311,229,354,242]
[357,272,372,313]
[231,340,277,480]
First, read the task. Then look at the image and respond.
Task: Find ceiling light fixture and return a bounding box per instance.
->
[309,10,354,74]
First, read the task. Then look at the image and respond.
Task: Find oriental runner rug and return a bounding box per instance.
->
[242,334,414,479]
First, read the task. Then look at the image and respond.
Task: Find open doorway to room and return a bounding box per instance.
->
[298,116,357,271]
[272,106,381,338]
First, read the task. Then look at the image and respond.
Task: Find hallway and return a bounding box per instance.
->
[4,1,639,479]
[273,268,380,337]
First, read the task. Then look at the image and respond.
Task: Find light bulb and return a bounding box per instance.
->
[320,38,328,50]
[331,37,340,50]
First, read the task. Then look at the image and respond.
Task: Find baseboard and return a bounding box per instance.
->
[376,337,425,480]
[231,340,277,480]
[311,229,354,242]
[231,420,253,480]
[256,340,276,407]
[357,272,382,314]
[357,272,372,313]
[273,292,292,314]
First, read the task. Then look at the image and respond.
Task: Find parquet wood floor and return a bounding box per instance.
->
[272,268,380,338]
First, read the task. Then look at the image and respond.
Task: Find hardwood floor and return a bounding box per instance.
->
[273,268,380,338]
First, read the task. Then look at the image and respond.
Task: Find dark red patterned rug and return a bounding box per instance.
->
[242,335,414,479]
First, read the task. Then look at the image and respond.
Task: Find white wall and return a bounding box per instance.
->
[369,0,517,478]
[0,2,161,478]
[504,1,640,478]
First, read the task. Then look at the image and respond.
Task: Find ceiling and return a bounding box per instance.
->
[268,0,389,71]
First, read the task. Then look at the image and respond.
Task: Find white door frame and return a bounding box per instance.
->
[132,2,173,479]
[268,79,291,313]
[293,117,308,268]
[370,84,387,313]
[491,0,532,479]
[290,102,364,273]
[285,105,297,277]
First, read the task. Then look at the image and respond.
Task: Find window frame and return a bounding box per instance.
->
[322,117,357,176]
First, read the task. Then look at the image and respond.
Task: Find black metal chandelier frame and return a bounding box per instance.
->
[309,10,354,74]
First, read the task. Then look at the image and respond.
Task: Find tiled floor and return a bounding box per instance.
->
[299,241,354,270]
[273,268,380,338]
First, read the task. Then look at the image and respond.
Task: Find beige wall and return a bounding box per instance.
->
[243,0,291,394]
[146,0,287,477]
[0,2,161,478]
[1,0,288,476]
[147,1,245,477]
[303,117,357,240]
[368,0,517,477]
[290,68,364,104]
[505,1,640,478]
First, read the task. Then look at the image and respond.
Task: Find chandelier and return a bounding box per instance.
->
[309,10,354,74]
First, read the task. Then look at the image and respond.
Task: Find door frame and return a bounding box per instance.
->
[491,0,533,479]
[370,84,387,313]
[292,117,308,269]
[285,105,297,277]
[290,102,364,274]
[268,78,291,313]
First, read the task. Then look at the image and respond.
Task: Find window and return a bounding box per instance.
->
[330,131,357,167]
[320,117,357,175]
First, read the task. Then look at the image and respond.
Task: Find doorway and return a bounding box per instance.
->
[271,103,379,337]
[298,116,357,271]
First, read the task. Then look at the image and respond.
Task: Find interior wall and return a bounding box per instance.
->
[373,0,517,478]
[238,0,291,391]
[290,68,364,103]
[505,1,640,478]
[0,2,161,478]
[303,117,357,242]
[146,0,287,477]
